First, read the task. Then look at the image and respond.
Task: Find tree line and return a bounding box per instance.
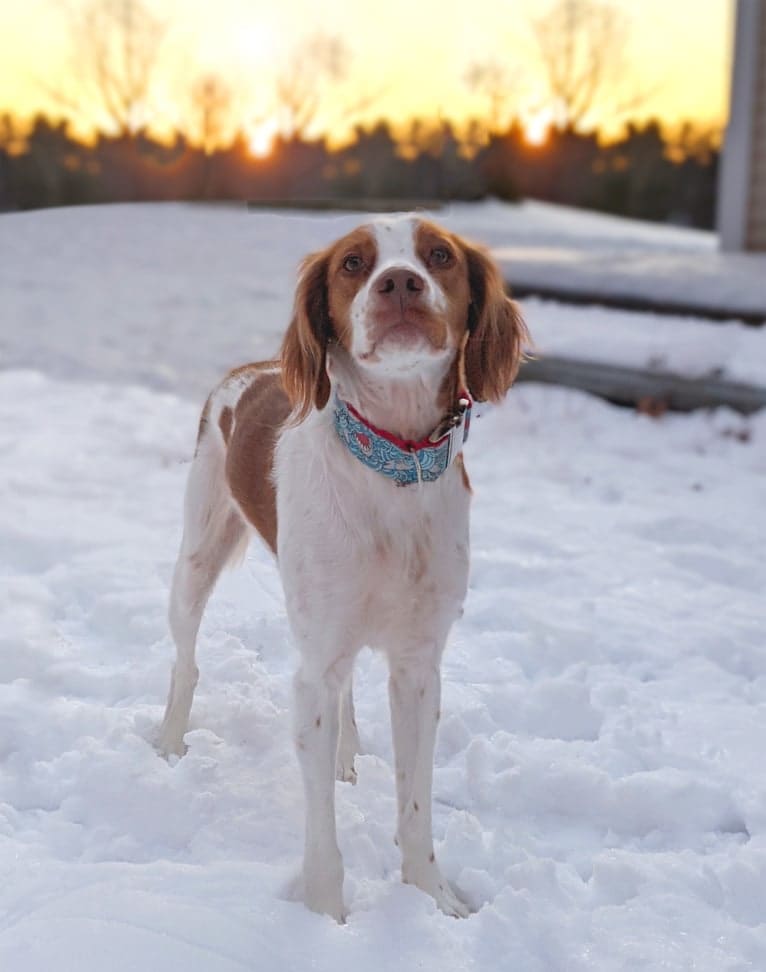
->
[0,113,717,228]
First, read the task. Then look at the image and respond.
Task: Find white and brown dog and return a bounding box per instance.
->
[158,214,528,921]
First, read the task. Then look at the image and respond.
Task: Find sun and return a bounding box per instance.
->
[524,110,552,147]
[248,119,279,158]
[234,23,280,67]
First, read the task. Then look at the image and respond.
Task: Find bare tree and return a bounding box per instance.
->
[57,0,166,136]
[190,74,232,154]
[464,60,523,133]
[274,32,349,140]
[531,0,629,130]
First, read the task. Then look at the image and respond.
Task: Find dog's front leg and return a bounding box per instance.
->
[388,647,470,918]
[293,656,349,922]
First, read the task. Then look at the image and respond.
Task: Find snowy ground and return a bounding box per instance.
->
[1,202,765,970]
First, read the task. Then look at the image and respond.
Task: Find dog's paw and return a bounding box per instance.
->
[288,867,347,923]
[155,728,188,760]
[335,754,358,784]
[431,879,471,919]
[305,887,348,924]
[403,859,472,919]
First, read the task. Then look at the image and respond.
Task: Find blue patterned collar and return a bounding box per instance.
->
[332,391,472,487]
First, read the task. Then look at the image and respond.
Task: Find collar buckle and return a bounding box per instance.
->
[443,395,472,467]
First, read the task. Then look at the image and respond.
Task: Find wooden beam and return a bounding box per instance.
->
[518,355,766,415]
[511,284,766,328]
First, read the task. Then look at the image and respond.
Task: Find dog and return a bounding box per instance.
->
[157,214,528,921]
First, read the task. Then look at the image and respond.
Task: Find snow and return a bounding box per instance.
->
[525,299,766,386]
[445,199,766,321]
[1,201,766,969]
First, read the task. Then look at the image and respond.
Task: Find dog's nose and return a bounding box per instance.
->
[376,267,425,297]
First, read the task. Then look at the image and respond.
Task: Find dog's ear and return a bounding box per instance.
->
[462,243,529,403]
[281,248,332,420]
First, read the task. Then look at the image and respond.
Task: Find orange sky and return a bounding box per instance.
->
[0,0,734,143]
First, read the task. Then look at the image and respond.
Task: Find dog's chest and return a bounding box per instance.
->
[336,485,470,645]
[276,417,471,646]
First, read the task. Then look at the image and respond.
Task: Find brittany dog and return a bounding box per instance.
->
[157,214,528,921]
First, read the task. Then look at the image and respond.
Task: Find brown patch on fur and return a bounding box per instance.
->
[281,229,375,421]
[413,801,419,812]
[280,227,377,421]
[197,361,281,455]
[461,242,530,403]
[280,247,333,421]
[315,715,322,728]
[218,406,233,445]
[325,226,377,347]
[225,366,291,554]
[429,852,435,863]
[228,360,281,381]
[414,221,473,353]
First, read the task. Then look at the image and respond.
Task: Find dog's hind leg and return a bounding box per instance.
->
[158,425,248,758]
[335,674,361,784]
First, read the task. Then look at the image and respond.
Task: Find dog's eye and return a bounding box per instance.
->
[429,246,452,267]
[342,254,364,273]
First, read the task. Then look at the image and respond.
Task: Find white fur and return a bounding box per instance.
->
[275,381,471,920]
[159,217,474,921]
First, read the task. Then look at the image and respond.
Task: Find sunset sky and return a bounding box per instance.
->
[1,0,733,144]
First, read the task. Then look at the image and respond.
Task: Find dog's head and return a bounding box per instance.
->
[281,215,528,418]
